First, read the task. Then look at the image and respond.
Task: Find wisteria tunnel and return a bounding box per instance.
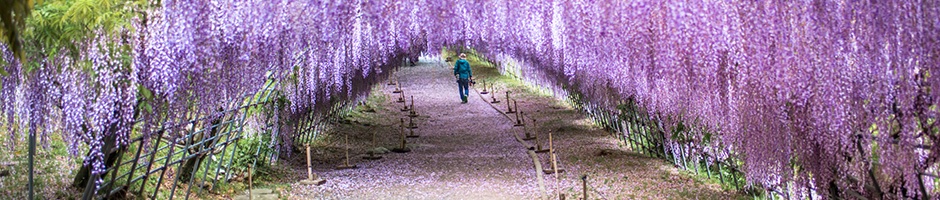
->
[0,0,939,199]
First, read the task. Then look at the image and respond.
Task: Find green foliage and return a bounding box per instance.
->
[0,0,38,62]
[233,131,276,179]
[0,0,149,80]
[24,0,140,54]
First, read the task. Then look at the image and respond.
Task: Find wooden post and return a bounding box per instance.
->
[480,80,489,94]
[301,145,328,184]
[28,130,35,200]
[409,96,419,118]
[408,116,418,129]
[306,145,313,180]
[490,89,501,103]
[363,130,383,160]
[535,131,549,153]
[400,119,405,147]
[407,121,419,138]
[582,175,588,200]
[393,83,402,93]
[544,131,565,174]
[248,166,252,200]
[392,118,411,153]
[506,91,515,113]
[336,135,358,169]
[401,96,411,111]
[514,109,525,127]
[523,116,536,140]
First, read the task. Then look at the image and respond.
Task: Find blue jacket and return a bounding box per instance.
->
[453,59,472,79]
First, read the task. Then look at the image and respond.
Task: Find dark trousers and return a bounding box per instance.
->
[457,78,470,101]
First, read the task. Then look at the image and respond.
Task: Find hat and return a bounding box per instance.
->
[459,53,467,59]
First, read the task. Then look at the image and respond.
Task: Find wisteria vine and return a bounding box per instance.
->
[0,0,938,198]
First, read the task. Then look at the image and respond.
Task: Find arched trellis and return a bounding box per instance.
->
[3,0,937,199]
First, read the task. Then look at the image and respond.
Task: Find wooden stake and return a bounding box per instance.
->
[408,96,419,117]
[523,117,536,140]
[544,131,565,174]
[505,91,515,113]
[490,89,501,103]
[306,145,313,180]
[408,116,418,129]
[514,109,525,127]
[391,118,411,153]
[336,135,358,169]
[248,166,252,200]
[582,175,588,200]
[393,82,402,93]
[407,124,419,138]
[534,131,549,153]
[302,144,328,184]
[344,136,350,165]
[401,97,411,111]
[363,131,382,160]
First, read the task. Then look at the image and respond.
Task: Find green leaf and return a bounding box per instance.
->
[137,101,152,114]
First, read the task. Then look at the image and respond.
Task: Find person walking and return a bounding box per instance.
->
[454,53,472,103]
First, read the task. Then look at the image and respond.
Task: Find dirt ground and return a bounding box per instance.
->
[285,58,743,200]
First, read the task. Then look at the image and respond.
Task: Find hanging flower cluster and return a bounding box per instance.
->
[0,0,937,198]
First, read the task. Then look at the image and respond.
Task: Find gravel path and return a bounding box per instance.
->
[286,58,740,200]
[288,59,541,199]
